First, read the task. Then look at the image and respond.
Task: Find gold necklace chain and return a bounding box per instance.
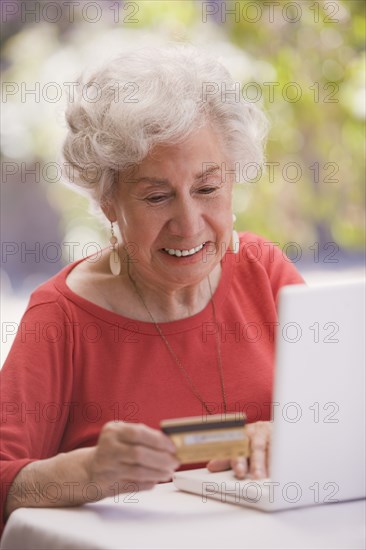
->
[126,257,228,415]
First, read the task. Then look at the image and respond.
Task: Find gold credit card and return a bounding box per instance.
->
[160,413,249,464]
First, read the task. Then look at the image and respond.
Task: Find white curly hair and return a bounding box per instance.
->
[62,43,268,209]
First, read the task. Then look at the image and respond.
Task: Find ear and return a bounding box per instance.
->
[100,199,117,223]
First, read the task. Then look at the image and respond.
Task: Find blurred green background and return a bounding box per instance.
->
[1,0,365,293]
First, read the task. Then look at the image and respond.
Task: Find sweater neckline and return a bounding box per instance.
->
[53,248,235,335]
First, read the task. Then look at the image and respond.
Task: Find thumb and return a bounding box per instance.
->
[206,458,232,472]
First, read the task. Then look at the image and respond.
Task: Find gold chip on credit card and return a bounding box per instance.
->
[160,413,249,464]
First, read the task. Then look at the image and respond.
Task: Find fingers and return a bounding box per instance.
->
[230,457,248,479]
[113,423,179,478]
[207,422,272,481]
[207,457,249,480]
[118,441,180,472]
[93,421,180,489]
[109,421,176,454]
[206,457,249,481]
[115,462,174,483]
[248,431,267,478]
[206,459,232,472]
[245,421,271,479]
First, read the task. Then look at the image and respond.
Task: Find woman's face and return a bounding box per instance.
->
[109,126,234,289]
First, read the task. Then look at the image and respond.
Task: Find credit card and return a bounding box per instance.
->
[160,413,249,464]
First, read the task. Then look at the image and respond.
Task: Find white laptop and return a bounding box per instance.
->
[173,280,366,511]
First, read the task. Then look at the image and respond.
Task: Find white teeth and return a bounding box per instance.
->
[164,243,205,257]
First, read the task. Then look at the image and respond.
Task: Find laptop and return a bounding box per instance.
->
[173,280,366,511]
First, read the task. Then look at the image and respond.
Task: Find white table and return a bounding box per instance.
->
[1,482,365,550]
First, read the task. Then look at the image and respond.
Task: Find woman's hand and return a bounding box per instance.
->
[5,422,179,517]
[88,421,180,497]
[207,420,272,480]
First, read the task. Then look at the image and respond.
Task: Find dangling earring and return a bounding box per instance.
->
[231,213,239,254]
[109,221,121,276]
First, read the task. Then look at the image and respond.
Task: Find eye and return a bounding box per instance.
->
[145,195,168,204]
[199,186,217,194]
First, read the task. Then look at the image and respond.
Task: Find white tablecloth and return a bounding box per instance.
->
[1,482,365,550]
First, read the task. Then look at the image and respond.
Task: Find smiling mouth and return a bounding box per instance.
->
[162,242,207,257]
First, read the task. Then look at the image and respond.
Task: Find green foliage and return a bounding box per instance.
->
[1,0,364,252]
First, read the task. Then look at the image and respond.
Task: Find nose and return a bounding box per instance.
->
[167,195,204,239]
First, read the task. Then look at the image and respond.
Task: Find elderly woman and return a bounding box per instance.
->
[1,45,304,531]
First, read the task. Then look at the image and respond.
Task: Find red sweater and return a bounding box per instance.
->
[0,232,304,533]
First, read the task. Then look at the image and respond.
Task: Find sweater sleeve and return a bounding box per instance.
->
[0,297,74,534]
